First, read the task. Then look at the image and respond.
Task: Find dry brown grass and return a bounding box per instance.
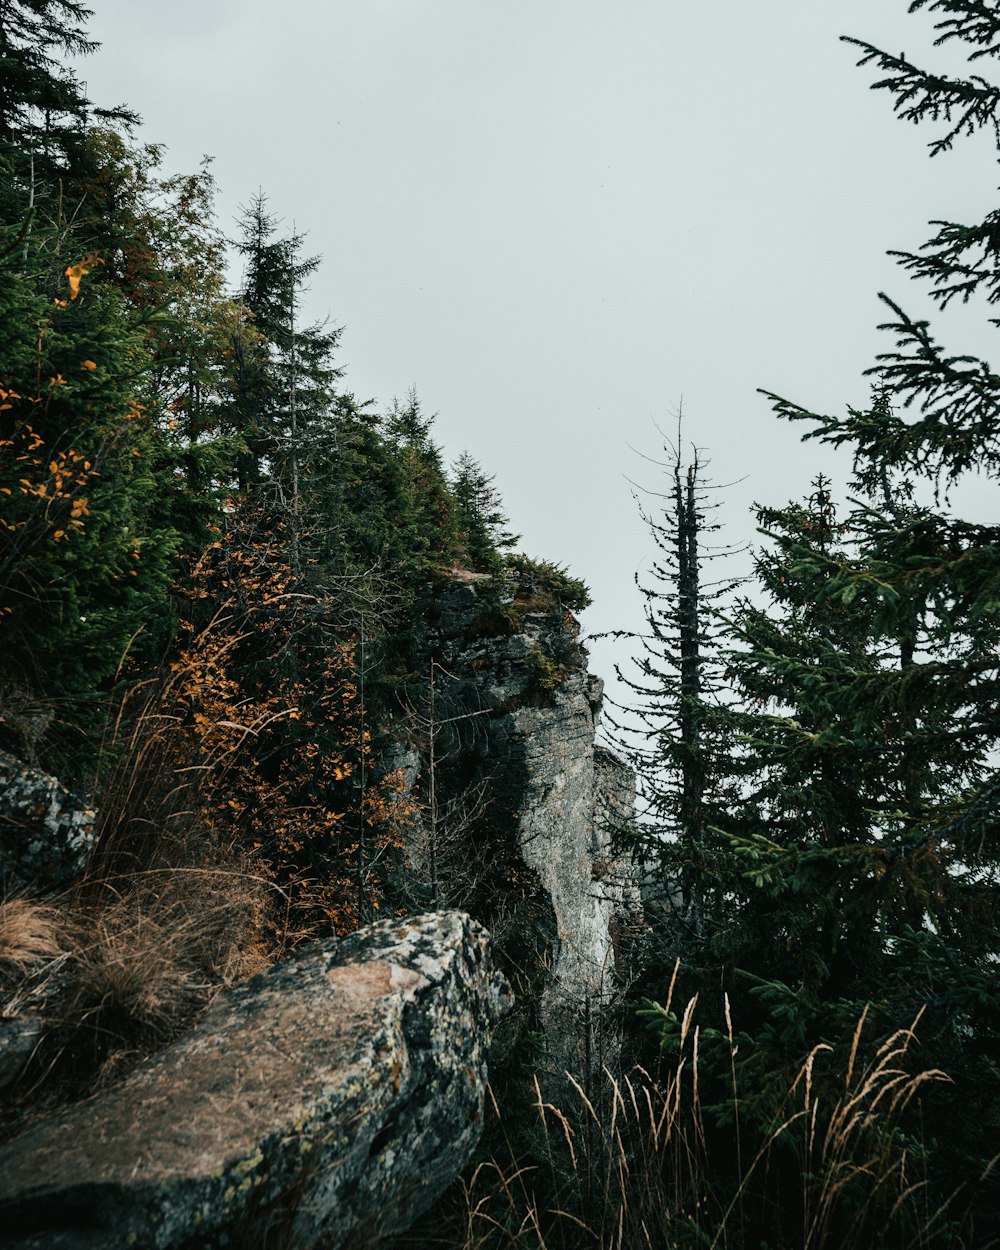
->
[453,999,963,1250]
[0,864,275,1121]
[64,867,272,1045]
[0,898,64,974]
[0,641,285,1117]
[40,647,282,1078]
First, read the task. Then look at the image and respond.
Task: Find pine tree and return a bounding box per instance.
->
[0,1,134,224]
[230,192,342,493]
[749,6,1000,987]
[717,474,934,990]
[606,427,744,946]
[0,8,231,774]
[0,216,180,772]
[385,390,464,573]
[307,394,409,571]
[450,449,519,574]
[72,130,239,549]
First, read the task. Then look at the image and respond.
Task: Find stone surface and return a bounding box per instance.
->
[506,652,642,1070]
[0,1015,42,1092]
[414,578,641,1073]
[0,910,510,1250]
[0,750,95,892]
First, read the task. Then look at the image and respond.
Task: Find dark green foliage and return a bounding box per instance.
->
[632,5,1000,1235]
[603,433,746,942]
[502,552,591,612]
[710,435,1000,1227]
[306,387,468,595]
[736,1,1000,1059]
[0,1,95,137]
[0,1,135,225]
[384,390,465,574]
[632,450,1000,1238]
[231,192,342,492]
[712,471,978,989]
[74,130,238,554]
[449,449,518,574]
[844,3,1000,158]
[0,218,180,771]
[0,8,534,798]
[768,3,1000,492]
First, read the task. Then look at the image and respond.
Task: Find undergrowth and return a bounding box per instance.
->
[0,627,289,1127]
[396,987,996,1250]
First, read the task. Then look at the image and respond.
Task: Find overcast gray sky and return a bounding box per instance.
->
[76,1,993,690]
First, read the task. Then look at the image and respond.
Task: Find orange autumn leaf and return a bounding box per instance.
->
[64,254,104,300]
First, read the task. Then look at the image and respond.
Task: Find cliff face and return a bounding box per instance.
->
[0,572,639,1245]
[405,577,641,1071]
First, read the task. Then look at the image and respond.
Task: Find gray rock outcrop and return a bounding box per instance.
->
[0,910,510,1250]
[0,750,95,892]
[408,578,641,1073]
[506,670,640,1066]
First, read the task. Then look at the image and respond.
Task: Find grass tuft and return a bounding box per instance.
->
[0,898,63,974]
[63,868,271,1050]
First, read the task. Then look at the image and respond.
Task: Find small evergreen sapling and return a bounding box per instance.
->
[450,449,519,574]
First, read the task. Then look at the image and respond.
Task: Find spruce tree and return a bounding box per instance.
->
[712,2,1000,1217]
[749,6,1000,1000]
[0,8,229,773]
[606,429,744,946]
[0,1,134,223]
[231,192,342,493]
[715,472,949,994]
[0,215,180,771]
[450,449,518,574]
[385,390,464,573]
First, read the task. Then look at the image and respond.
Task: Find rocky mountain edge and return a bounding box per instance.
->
[0,574,641,1244]
[399,578,642,1070]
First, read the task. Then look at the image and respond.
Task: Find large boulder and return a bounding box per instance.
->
[0,910,510,1249]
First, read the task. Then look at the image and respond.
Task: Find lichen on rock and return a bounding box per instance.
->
[0,750,95,894]
[0,910,510,1250]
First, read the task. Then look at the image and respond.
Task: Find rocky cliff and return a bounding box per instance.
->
[0,567,640,1245]
[401,574,641,1072]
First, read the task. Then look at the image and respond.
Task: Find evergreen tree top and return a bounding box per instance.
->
[0,0,135,195]
[844,1,1000,156]
[387,390,443,460]
[763,7,1000,493]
